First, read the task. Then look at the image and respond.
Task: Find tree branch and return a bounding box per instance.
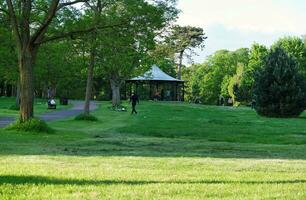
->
[57,0,89,10]
[30,0,60,46]
[6,0,22,51]
[37,22,128,45]
[85,0,112,13]
[20,0,32,46]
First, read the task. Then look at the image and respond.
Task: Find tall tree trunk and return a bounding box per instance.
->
[18,47,36,122]
[177,50,184,80]
[83,1,102,115]
[84,45,96,115]
[176,50,184,101]
[15,80,20,108]
[110,79,121,108]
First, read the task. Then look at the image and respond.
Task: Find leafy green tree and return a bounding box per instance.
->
[273,36,306,76]
[1,0,123,122]
[97,28,141,107]
[0,12,18,103]
[182,64,203,103]
[239,43,268,102]
[253,47,306,117]
[167,25,207,80]
[93,0,178,107]
[141,44,177,77]
[78,0,178,111]
[227,63,244,105]
[81,0,103,116]
[1,0,91,121]
[188,48,248,104]
[35,40,85,99]
[220,75,231,99]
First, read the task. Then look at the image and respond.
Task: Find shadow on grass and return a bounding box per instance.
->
[0,175,306,186]
[1,133,306,159]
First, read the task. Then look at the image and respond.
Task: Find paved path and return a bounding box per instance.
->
[0,117,15,128]
[0,101,98,128]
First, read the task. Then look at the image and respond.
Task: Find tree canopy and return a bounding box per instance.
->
[253,47,306,117]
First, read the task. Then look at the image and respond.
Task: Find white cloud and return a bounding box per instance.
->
[190,24,294,64]
[176,0,306,64]
[177,0,306,34]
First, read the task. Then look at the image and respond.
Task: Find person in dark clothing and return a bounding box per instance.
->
[130,93,139,114]
[220,96,225,106]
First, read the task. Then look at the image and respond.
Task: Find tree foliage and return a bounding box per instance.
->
[186,48,249,104]
[273,36,306,76]
[253,47,306,117]
[166,25,207,79]
[92,0,178,107]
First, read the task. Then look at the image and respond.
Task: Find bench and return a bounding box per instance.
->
[47,100,57,109]
[48,103,56,109]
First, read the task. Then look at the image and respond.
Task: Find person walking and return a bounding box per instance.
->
[220,96,225,106]
[130,92,139,114]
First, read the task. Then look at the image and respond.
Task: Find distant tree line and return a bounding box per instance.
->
[183,36,306,108]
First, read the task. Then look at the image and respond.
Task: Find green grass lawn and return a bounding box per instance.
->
[0,97,72,118]
[0,99,306,199]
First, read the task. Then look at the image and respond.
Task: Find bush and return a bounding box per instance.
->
[5,118,54,133]
[253,47,306,117]
[75,113,98,121]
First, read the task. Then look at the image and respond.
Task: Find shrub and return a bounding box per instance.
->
[253,47,306,117]
[75,113,98,121]
[5,118,54,133]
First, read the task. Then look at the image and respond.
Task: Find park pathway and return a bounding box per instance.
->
[0,117,15,129]
[0,101,98,128]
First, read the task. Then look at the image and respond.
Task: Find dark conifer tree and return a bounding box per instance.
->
[254,47,306,117]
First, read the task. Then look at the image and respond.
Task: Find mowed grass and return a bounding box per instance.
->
[0,99,306,199]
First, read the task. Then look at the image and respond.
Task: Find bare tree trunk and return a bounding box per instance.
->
[18,47,35,122]
[83,1,102,116]
[177,50,184,80]
[110,79,121,108]
[84,45,96,115]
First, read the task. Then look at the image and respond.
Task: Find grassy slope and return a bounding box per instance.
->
[0,100,306,199]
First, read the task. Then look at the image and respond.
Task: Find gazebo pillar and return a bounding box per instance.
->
[182,83,185,102]
[175,82,178,101]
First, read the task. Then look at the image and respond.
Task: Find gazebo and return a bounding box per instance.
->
[126,65,185,101]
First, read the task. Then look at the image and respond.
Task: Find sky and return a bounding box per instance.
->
[176,0,306,64]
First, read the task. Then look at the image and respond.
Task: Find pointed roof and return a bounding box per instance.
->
[129,65,184,82]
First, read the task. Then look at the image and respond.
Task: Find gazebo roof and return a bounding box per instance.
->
[129,65,184,82]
